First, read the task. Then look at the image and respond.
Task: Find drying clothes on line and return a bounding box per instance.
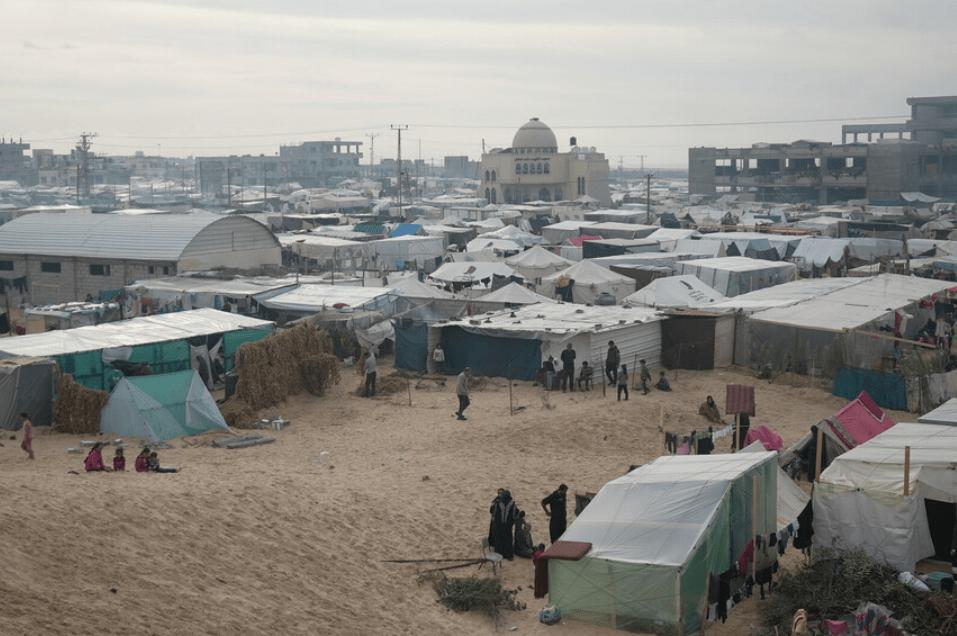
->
[712,423,734,440]
[737,540,754,575]
[0,276,28,295]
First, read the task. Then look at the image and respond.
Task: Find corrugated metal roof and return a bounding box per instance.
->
[0,212,263,261]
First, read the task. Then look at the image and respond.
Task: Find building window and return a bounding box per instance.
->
[536,163,543,174]
[89,264,111,276]
[577,176,586,195]
[522,163,529,174]
[485,170,490,181]
[515,164,521,175]
[0,261,12,271]
[543,163,550,174]
[491,170,496,182]
[40,261,61,273]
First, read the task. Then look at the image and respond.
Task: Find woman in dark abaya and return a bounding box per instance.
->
[490,489,519,560]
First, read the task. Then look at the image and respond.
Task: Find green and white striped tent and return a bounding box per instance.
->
[99,369,230,442]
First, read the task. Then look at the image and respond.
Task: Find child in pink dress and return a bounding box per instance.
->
[84,443,108,472]
[20,412,34,460]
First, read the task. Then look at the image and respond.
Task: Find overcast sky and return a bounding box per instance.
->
[4,0,954,170]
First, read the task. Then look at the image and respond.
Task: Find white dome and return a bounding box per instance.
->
[512,118,558,153]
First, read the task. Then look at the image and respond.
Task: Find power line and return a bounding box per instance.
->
[408,115,908,130]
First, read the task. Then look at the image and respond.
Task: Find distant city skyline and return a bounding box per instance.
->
[4,0,954,169]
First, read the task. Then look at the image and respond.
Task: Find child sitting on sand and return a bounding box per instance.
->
[148,452,178,474]
[113,447,126,471]
[84,443,110,472]
[134,448,150,473]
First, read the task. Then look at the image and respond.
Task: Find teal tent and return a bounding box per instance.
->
[99,370,230,442]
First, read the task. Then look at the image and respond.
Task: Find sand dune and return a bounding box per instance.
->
[0,365,906,635]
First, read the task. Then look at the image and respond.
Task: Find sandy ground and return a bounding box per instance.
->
[0,363,911,636]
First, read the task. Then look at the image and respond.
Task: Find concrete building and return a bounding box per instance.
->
[690,96,957,202]
[0,139,33,186]
[0,213,280,305]
[477,118,611,206]
[279,139,363,187]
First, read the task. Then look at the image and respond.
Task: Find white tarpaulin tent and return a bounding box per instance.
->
[740,441,809,530]
[99,369,230,442]
[814,422,957,572]
[477,224,545,247]
[539,259,635,304]
[623,274,725,309]
[673,257,797,297]
[474,282,555,306]
[504,245,573,280]
[549,451,777,634]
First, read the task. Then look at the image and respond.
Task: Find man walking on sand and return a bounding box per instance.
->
[363,350,377,398]
[560,342,576,392]
[639,359,652,395]
[455,367,472,420]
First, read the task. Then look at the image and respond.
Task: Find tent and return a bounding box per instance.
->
[539,259,635,304]
[473,282,555,306]
[740,441,809,531]
[673,256,797,297]
[477,224,545,248]
[623,275,725,309]
[0,358,55,430]
[99,370,231,442]
[779,391,895,481]
[504,245,573,281]
[918,398,957,426]
[546,451,777,634]
[814,422,957,572]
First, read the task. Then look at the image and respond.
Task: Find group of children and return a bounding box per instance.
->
[84,443,178,474]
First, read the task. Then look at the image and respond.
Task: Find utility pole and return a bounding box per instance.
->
[646,173,652,224]
[75,132,98,200]
[391,124,408,217]
[366,132,380,177]
[637,155,646,172]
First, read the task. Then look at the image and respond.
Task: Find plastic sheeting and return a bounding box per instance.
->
[551,451,777,635]
[394,320,428,374]
[0,359,55,430]
[99,370,230,442]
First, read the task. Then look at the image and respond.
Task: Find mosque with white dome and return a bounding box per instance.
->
[477,118,611,206]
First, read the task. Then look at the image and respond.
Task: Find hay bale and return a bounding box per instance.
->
[218,397,259,429]
[232,324,340,411]
[353,373,408,396]
[52,371,110,435]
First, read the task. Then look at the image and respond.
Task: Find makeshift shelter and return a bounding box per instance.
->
[673,256,797,297]
[99,369,230,442]
[368,235,445,272]
[0,358,55,430]
[540,220,597,245]
[814,423,957,572]
[472,282,555,307]
[437,303,662,381]
[427,261,518,289]
[504,245,573,281]
[253,284,399,322]
[0,309,274,391]
[739,441,809,531]
[545,451,777,635]
[624,275,725,309]
[465,237,522,255]
[476,224,544,248]
[780,391,895,482]
[539,259,635,305]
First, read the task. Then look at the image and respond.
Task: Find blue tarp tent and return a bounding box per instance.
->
[394,320,428,374]
[442,325,541,380]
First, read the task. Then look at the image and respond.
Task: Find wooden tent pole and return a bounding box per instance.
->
[903,446,911,496]
[814,426,824,482]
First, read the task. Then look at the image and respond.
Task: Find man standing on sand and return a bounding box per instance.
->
[605,340,619,386]
[363,350,377,398]
[639,359,652,395]
[455,367,472,420]
[541,484,569,544]
[560,343,576,392]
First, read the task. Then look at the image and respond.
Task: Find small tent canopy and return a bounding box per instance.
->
[548,451,776,634]
[623,274,725,309]
[99,370,230,442]
[475,282,555,306]
[504,245,573,280]
[815,422,957,572]
[539,259,635,304]
[477,224,545,248]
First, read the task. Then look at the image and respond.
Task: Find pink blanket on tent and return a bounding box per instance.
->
[745,425,783,451]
